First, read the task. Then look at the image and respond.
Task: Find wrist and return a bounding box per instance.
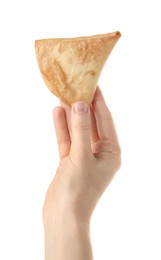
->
[43,209,90,233]
[43,203,91,227]
[43,213,92,260]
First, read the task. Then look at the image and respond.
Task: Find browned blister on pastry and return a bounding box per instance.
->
[35,31,121,105]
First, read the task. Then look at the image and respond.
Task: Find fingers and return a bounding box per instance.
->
[70,102,93,160]
[54,87,119,161]
[59,100,72,137]
[90,106,99,144]
[92,87,119,144]
[53,106,71,159]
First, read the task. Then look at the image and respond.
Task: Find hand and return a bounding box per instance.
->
[43,87,121,225]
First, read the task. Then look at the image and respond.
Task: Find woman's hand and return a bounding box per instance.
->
[43,87,121,225]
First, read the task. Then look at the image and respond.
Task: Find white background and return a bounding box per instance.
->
[0,0,161,259]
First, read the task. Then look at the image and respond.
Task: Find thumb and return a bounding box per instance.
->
[70,101,92,159]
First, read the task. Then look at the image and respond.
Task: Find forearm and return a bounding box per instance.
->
[44,215,93,260]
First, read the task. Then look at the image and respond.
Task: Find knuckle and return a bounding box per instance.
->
[74,121,90,131]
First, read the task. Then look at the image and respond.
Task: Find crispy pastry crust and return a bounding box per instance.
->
[35,31,121,105]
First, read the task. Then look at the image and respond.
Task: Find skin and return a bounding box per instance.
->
[43,87,121,260]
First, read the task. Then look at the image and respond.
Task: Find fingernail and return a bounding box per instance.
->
[73,102,88,113]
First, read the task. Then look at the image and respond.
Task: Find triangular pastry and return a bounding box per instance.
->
[35,31,121,105]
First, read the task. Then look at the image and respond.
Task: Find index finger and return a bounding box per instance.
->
[92,87,119,144]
